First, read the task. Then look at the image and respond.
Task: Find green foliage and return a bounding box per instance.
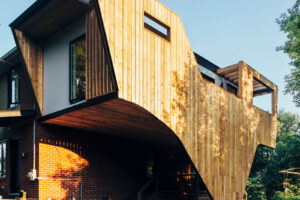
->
[247,111,300,200]
[262,132,300,198]
[271,184,300,200]
[276,0,300,107]
[250,146,271,177]
[278,109,300,136]
[246,177,266,200]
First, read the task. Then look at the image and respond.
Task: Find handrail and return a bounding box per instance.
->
[137,177,154,200]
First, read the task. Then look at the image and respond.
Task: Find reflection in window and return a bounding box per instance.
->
[70,35,86,103]
[8,68,20,109]
[0,142,6,177]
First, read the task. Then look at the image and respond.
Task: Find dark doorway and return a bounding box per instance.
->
[10,139,20,193]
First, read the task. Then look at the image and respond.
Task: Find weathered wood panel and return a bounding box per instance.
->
[85,7,117,100]
[96,0,278,199]
[13,29,43,114]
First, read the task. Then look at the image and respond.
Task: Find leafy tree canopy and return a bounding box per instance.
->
[247,110,300,200]
[277,0,300,107]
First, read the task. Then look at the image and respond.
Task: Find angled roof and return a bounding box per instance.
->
[0,47,19,75]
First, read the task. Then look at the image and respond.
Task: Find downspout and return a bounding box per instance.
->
[27,120,37,181]
[33,120,36,171]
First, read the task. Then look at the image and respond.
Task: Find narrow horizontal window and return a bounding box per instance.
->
[144,12,170,41]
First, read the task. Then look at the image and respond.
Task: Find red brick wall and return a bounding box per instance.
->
[19,123,38,200]
[0,121,189,200]
[35,124,152,200]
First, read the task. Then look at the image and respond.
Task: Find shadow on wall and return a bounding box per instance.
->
[169,48,270,199]
[38,140,89,200]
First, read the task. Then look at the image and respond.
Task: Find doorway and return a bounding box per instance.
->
[10,139,20,193]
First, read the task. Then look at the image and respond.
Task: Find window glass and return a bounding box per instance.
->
[144,12,170,41]
[70,35,86,103]
[0,142,6,177]
[2,143,6,176]
[8,68,20,109]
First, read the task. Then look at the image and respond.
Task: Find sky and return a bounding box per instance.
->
[0,0,299,114]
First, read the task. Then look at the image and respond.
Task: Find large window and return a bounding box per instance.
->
[0,142,6,177]
[70,35,86,103]
[8,68,20,109]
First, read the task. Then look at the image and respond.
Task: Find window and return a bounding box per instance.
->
[144,12,170,41]
[253,77,273,113]
[0,142,6,177]
[70,35,86,103]
[8,68,20,109]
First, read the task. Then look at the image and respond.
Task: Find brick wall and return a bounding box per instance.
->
[19,66,35,111]
[0,123,39,199]
[19,123,38,200]
[0,120,191,200]
[35,124,154,200]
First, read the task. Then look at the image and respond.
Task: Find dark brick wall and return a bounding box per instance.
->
[19,66,35,111]
[0,123,39,199]
[19,123,38,200]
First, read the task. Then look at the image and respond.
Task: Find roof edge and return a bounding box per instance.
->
[0,47,17,60]
[9,0,48,28]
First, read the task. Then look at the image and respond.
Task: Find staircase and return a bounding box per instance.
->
[159,190,211,200]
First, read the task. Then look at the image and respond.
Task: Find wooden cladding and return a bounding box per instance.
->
[13,29,43,114]
[85,7,117,100]
[97,0,278,199]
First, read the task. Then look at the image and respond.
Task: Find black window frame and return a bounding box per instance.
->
[7,67,20,109]
[0,141,7,178]
[69,34,86,104]
[144,12,171,41]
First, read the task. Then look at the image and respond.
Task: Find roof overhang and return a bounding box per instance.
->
[10,0,90,40]
[40,93,180,146]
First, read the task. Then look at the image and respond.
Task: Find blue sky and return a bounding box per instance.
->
[0,0,298,114]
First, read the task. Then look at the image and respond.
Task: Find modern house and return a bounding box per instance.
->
[0,0,278,199]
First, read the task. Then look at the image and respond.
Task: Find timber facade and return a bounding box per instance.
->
[0,0,277,199]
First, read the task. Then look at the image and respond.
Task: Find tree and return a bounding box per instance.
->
[276,0,300,107]
[262,132,300,199]
[271,183,300,200]
[246,177,266,200]
[277,109,300,136]
[246,110,300,200]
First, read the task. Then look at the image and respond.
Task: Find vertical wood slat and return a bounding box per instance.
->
[13,29,44,114]
[96,0,278,199]
[85,7,117,100]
